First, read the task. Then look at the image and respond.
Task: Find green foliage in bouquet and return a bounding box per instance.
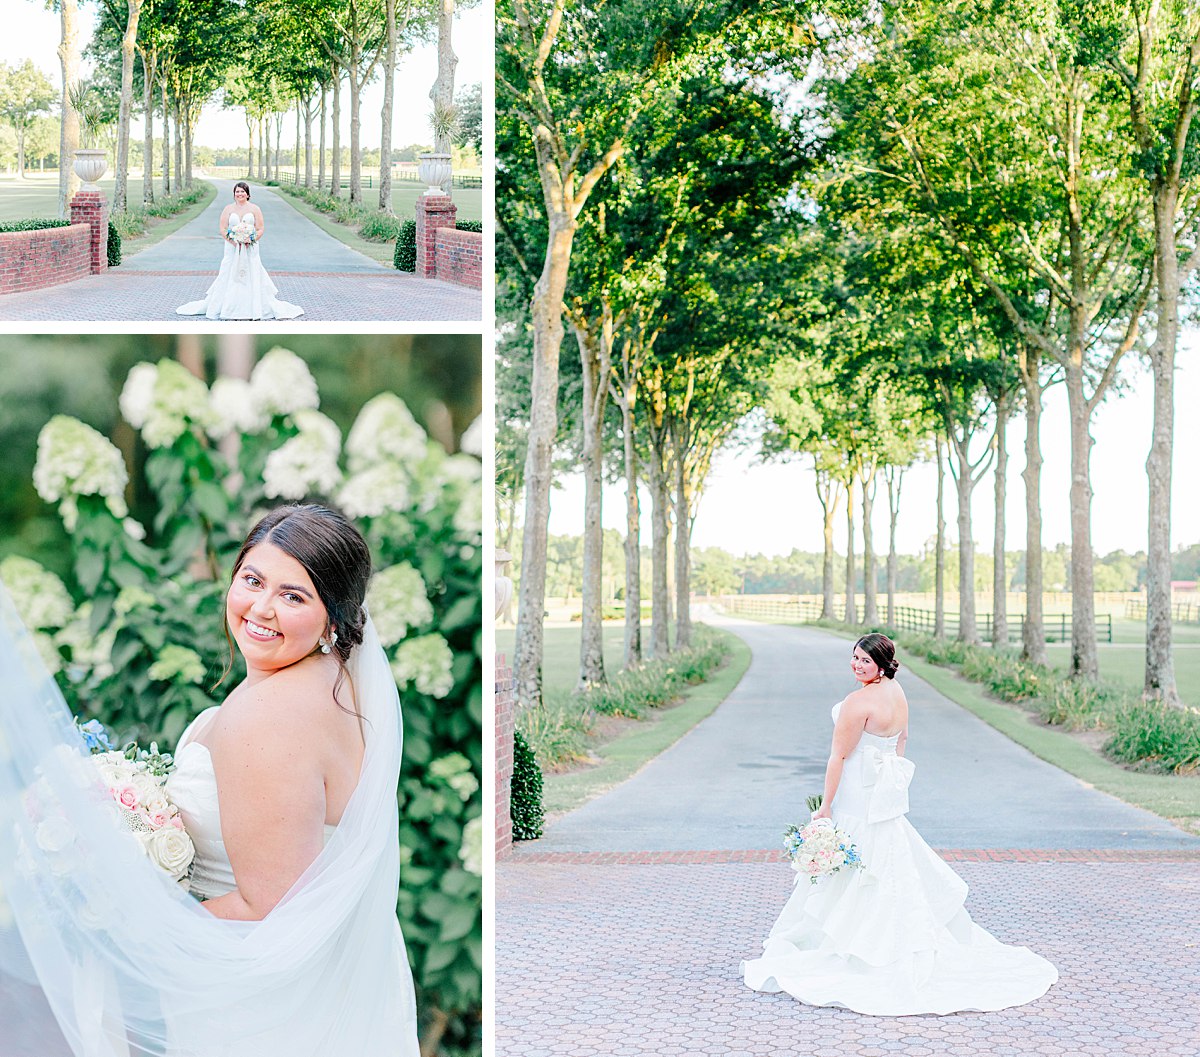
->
[107,220,121,267]
[11,351,483,1057]
[511,729,545,840]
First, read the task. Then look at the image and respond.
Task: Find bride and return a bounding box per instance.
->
[176,181,304,321]
[0,504,417,1055]
[743,633,1058,1016]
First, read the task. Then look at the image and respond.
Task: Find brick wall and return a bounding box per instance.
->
[495,653,515,858]
[414,194,458,280]
[69,190,110,276]
[0,225,92,295]
[435,229,483,289]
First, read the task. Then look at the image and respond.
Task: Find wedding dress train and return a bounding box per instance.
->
[175,213,303,321]
[742,700,1058,1016]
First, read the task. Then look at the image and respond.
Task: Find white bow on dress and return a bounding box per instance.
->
[861,745,916,823]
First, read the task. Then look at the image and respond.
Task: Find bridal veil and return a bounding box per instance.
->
[0,584,418,1056]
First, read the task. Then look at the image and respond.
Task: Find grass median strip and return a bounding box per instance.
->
[541,628,751,816]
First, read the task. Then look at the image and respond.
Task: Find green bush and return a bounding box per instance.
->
[0,218,72,233]
[456,220,482,234]
[395,219,417,271]
[517,701,591,768]
[359,212,405,242]
[1104,699,1200,773]
[511,729,545,840]
[107,220,122,266]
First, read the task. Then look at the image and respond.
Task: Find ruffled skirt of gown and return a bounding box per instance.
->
[176,241,303,321]
[742,723,1058,1016]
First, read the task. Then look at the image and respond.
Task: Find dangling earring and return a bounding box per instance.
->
[319,636,332,654]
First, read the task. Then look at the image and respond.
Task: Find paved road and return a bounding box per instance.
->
[0,179,481,323]
[496,617,1200,1056]
[532,614,1198,851]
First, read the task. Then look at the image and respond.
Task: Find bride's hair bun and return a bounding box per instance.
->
[854,633,900,679]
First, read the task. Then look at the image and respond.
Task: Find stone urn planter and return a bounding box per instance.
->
[72,148,108,190]
[418,152,452,195]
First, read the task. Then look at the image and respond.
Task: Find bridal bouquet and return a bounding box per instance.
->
[77,719,195,883]
[227,219,256,245]
[783,796,863,885]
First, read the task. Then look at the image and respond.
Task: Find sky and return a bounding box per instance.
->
[545,331,1200,558]
[6,3,486,152]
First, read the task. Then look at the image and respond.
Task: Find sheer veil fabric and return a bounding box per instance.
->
[0,585,418,1057]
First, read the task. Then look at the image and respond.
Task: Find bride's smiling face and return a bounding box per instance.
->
[233,185,249,203]
[227,542,330,677]
[851,646,881,684]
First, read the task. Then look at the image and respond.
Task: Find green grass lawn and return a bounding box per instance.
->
[1043,642,1200,705]
[499,623,752,815]
[0,173,151,222]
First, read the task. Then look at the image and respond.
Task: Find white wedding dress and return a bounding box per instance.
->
[175,213,303,320]
[742,699,1058,1015]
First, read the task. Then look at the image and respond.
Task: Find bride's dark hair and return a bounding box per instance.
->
[854,633,900,679]
[222,504,371,717]
[234,180,251,199]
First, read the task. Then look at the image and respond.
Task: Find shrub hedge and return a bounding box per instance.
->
[395,220,417,271]
[0,218,72,233]
[511,729,545,840]
[107,221,121,267]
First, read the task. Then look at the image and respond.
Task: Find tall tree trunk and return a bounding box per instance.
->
[140,47,155,205]
[952,446,979,645]
[380,0,398,211]
[173,99,182,190]
[935,435,946,640]
[160,80,170,195]
[57,0,81,218]
[573,313,611,690]
[348,40,363,203]
[861,460,878,626]
[673,422,692,650]
[114,0,144,213]
[818,472,839,621]
[331,72,342,196]
[318,86,327,190]
[992,393,1009,646]
[886,467,903,628]
[294,101,301,181]
[304,94,314,187]
[431,0,457,194]
[845,476,856,625]
[245,114,254,178]
[1063,352,1098,679]
[183,109,194,189]
[1020,346,1046,664]
[616,384,642,669]
[1144,183,1181,703]
[647,444,672,658]
[274,112,283,176]
[513,216,575,710]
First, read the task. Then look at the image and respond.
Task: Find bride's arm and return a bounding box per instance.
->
[200,691,327,921]
[813,701,867,819]
[253,206,264,242]
[218,205,232,240]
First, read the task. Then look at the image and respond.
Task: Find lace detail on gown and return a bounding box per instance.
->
[741,698,1058,1015]
[166,708,335,901]
[176,211,304,321]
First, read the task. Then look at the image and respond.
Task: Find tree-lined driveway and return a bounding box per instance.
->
[0,180,480,323]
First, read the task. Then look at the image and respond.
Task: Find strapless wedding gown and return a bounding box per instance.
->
[175,213,304,321]
[742,699,1058,1015]
[167,708,333,901]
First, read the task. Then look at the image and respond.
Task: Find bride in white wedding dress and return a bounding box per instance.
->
[0,504,417,1056]
[176,182,304,321]
[743,633,1057,1016]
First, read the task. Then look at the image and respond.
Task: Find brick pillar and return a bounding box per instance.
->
[495,653,515,858]
[70,190,109,274]
[415,194,457,280]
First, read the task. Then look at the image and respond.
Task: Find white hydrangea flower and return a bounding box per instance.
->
[263,433,343,500]
[452,486,483,543]
[337,463,411,519]
[123,518,146,541]
[390,634,455,699]
[250,347,319,417]
[209,377,268,439]
[55,602,117,681]
[114,585,156,617]
[147,645,206,684]
[458,815,482,877]
[459,415,484,457]
[33,633,62,677]
[0,555,74,630]
[345,393,427,472]
[118,362,157,428]
[33,416,129,529]
[429,753,479,802]
[292,409,342,454]
[367,564,434,647]
[119,360,215,449]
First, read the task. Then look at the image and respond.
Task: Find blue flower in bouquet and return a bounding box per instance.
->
[76,718,113,754]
